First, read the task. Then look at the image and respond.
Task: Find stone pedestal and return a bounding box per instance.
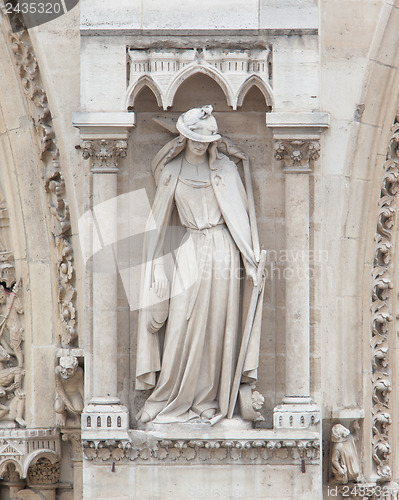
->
[82,425,321,500]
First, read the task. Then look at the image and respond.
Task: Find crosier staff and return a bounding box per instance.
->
[217,138,267,420]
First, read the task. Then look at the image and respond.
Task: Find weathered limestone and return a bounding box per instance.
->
[267,112,328,430]
[73,113,135,441]
[2,0,399,497]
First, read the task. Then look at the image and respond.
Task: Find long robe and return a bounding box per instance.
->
[135,152,263,423]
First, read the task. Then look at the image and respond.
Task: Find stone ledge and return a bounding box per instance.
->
[72,112,136,140]
[82,426,320,465]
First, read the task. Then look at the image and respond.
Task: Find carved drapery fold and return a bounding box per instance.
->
[371,110,399,481]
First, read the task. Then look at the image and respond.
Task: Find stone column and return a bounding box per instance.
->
[62,430,83,500]
[73,113,135,437]
[266,112,329,429]
[83,138,126,404]
[277,139,318,402]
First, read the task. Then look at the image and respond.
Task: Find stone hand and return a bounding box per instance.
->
[246,265,258,287]
[153,266,168,298]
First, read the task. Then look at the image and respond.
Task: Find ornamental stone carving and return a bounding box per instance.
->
[331,422,361,484]
[5,12,77,347]
[274,139,320,171]
[82,139,128,172]
[55,355,84,428]
[0,428,60,479]
[136,106,266,426]
[82,436,320,465]
[0,187,26,428]
[127,47,273,110]
[27,457,60,485]
[370,110,399,482]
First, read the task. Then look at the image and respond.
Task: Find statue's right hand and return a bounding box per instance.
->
[153,266,168,298]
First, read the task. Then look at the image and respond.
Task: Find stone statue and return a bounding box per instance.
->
[331,422,361,484]
[55,355,84,427]
[0,280,26,427]
[136,105,265,425]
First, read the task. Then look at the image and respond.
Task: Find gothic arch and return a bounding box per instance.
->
[126,75,164,109]
[0,459,23,479]
[329,1,399,482]
[236,74,274,109]
[165,64,235,110]
[23,451,59,478]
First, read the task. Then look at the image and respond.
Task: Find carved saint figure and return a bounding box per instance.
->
[331,423,361,484]
[55,355,84,427]
[136,106,265,425]
[0,280,26,427]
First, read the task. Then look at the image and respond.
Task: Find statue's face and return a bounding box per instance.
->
[187,139,210,157]
[59,357,78,379]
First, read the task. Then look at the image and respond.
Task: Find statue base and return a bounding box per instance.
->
[82,424,322,499]
[274,397,320,429]
[81,401,129,441]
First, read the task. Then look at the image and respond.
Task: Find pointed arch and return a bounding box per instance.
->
[165,64,235,110]
[126,75,164,109]
[236,75,274,109]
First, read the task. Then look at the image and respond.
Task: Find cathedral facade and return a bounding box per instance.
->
[0,1,398,499]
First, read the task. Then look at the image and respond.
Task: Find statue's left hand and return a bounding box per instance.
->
[153,266,168,298]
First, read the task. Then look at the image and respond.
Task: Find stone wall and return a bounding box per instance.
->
[0,0,399,498]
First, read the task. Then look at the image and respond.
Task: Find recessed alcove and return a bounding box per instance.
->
[170,73,232,112]
[118,69,283,431]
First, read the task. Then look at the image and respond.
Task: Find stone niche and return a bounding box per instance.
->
[79,42,323,500]
[116,70,285,428]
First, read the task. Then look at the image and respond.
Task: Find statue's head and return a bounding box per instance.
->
[176,105,221,143]
[59,355,79,379]
[331,423,350,442]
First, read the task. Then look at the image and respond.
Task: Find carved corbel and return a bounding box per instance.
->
[55,355,84,428]
[274,139,320,172]
[82,139,128,172]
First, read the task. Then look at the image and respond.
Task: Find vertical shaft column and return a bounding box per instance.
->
[266,111,329,429]
[90,147,120,403]
[73,112,135,438]
[82,139,127,404]
[284,168,311,400]
[272,138,321,427]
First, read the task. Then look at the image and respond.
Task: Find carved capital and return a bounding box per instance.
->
[27,458,60,486]
[82,139,128,173]
[274,139,320,172]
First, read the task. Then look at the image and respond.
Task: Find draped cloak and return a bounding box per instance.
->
[135,149,264,420]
